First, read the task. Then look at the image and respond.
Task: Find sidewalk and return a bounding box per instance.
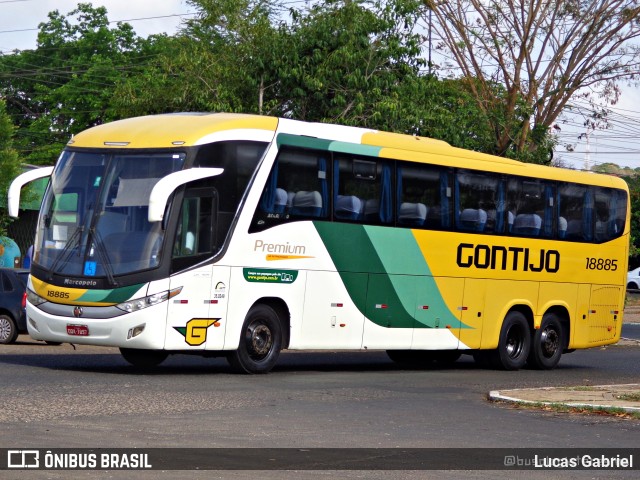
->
[490,310,640,413]
[489,384,640,413]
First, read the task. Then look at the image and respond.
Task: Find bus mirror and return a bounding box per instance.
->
[7,166,54,218]
[148,168,223,222]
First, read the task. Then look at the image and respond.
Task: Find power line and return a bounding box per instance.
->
[0,12,196,37]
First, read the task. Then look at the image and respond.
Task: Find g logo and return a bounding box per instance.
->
[173,318,220,346]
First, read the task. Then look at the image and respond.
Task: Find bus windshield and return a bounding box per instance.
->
[33,150,186,279]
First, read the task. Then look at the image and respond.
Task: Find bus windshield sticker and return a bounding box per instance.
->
[84,261,97,276]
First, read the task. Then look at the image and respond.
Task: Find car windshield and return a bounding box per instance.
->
[33,150,185,279]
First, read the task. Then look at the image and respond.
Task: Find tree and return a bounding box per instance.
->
[622,174,640,258]
[393,74,541,155]
[269,0,425,128]
[112,0,284,116]
[0,3,149,165]
[0,98,21,237]
[114,0,427,129]
[423,0,640,164]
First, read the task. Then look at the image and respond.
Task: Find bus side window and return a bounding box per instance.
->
[334,156,392,224]
[559,183,590,242]
[508,179,553,238]
[594,187,627,242]
[454,170,499,233]
[173,194,215,258]
[397,163,444,229]
[251,148,329,232]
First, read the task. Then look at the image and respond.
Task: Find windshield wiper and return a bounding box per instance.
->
[47,226,84,281]
[88,227,117,287]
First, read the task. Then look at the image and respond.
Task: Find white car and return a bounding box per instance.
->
[627,267,640,289]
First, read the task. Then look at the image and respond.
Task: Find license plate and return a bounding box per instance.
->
[67,324,89,336]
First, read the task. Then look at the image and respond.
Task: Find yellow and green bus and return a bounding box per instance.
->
[8,113,629,372]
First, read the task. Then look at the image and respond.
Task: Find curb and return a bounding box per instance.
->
[489,384,640,413]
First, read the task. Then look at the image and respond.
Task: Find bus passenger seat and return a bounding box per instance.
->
[566,219,582,239]
[460,208,487,232]
[399,202,427,227]
[290,191,323,217]
[513,213,542,236]
[273,188,288,213]
[362,198,380,222]
[595,220,607,242]
[335,195,362,220]
[558,216,567,239]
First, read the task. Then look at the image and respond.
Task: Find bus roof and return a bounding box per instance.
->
[68,113,278,149]
[67,112,627,191]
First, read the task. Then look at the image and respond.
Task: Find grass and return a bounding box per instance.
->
[506,400,640,420]
[625,292,640,307]
[616,392,640,402]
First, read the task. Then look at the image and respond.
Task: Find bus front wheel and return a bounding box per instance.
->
[120,348,168,368]
[490,311,531,370]
[227,304,282,374]
[527,314,563,370]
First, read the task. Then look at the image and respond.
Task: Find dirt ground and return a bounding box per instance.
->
[625,292,640,323]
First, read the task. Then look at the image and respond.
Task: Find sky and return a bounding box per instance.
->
[553,86,640,171]
[0,0,194,52]
[1,0,639,171]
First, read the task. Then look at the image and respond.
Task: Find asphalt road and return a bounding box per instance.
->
[622,322,640,340]
[0,338,638,480]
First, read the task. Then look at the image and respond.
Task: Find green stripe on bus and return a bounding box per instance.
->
[313,223,465,329]
[363,226,465,329]
[77,283,145,304]
[276,133,382,157]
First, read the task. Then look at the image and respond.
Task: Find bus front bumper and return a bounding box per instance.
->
[25,301,167,349]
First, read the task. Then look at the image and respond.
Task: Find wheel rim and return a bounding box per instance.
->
[505,324,525,359]
[539,327,560,359]
[245,320,273,361]
[0,318,11,341]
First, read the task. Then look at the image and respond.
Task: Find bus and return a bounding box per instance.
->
[8,113,629,373]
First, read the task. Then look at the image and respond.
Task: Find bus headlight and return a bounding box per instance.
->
[26,288,47,306]
[116,286,182,313]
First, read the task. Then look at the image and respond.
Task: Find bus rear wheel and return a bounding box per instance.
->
[120,348,168,368]
[527,314,563,370]
[489,311,531,370]
[227,304,282,374]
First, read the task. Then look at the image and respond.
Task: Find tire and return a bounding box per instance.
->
[227,304,283,374]
[0,314,18,345]
[627,282,638,290]
[489,311,531,370]
[527,313,563,370]
[120,348,168,368]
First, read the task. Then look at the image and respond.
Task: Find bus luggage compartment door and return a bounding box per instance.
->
[587,284,622,344]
